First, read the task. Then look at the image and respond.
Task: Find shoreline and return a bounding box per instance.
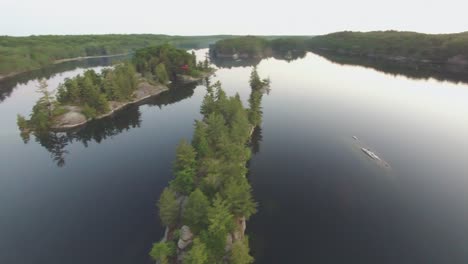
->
[52,53,129,64]
[0,53,130,82]
[311,48,468,67]
[50,71,214,131]
[51,83,169,131]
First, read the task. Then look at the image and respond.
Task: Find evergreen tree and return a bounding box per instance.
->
[222,178,257,219]
[158,188,179,227]
[184,238,208,264]
[155,63,169,84]
[170,169,195,195]
[192,120,210,159]
[248,90,263,127]
[249,66,262,89]
[149,241,175,264]
[204,196,235,259]
[230,237,254,264]
[200,90,216,118]
[205,112,227,153]
[174,139,197,173]
[183,189,210,233]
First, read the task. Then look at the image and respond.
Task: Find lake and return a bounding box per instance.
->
[1,50,468,264]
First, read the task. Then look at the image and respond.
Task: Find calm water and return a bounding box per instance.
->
[1,50,468,264]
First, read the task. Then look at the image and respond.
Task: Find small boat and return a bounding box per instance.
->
[361,148,381,161]
[352,136,358,140]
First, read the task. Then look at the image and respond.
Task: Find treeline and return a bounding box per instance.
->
[211,36,310,58]
[150,69,269,264]
[133,44,208,82]
[211,31,468,65]
[17,44,207,133]
[306,31,468,63]
[0,35,229,76]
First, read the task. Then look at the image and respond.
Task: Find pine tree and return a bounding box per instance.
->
[230,237,254,264]
[183,189,210,233]
[192,120,210,159]
[184,238,208,264]
[158,188,179,227]
[149,241,175,264]
[222,178,257,219]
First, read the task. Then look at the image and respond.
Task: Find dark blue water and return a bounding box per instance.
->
[1,51,468,263]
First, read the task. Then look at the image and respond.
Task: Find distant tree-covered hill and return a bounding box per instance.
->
[306,31,468,64]
[0,34,231,77]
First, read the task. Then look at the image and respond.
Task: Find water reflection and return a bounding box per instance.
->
[0,56,128,103]
[22,83,198,167]
[312,50,468,84]
[210,50,307,69]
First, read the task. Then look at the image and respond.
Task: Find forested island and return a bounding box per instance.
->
[17,44,213,136]
[149,69,269,264]
[0,35,229,79]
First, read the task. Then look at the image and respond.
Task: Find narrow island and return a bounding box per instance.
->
[17,44,214,136]
[149,68,269,264]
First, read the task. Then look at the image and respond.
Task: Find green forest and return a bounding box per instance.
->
[210,31,468,64]
[150,68,269,264]
[0,35,229,77]
[17,44,210,134]
[306,31,468,62]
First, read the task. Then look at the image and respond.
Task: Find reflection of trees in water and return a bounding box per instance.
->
[0,56,127,103]
[312,50,468,84]
[210,50,307,69]
[20,83,198,167]
[146,82,198,108]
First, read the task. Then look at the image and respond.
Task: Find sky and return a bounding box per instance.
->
[1,0,467,36]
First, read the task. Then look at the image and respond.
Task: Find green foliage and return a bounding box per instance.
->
[57,69,110,113]
[158,188,179,228]
[249,66,262,89]
[170,169,195,195]
[25,79,54,132]
[184,238,209,264]
[222,178,257,219]
[248,90,263,127]
[230,237,254,264]
[133,44,199,82]
[153,77,267,262]
[174,139,197,172]
[183,189,210,233]
[204,196,235,259]
[81,104,97,119]
[104,62,138,101]
[307,31,468,61]
[149,241,176,264]
[0,34,231,76]
[192,120,210,159]
[155,63,169,84]
[213,36,269,57]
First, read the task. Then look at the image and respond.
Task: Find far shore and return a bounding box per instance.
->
[52,53,129,64]
[0,53,129,82]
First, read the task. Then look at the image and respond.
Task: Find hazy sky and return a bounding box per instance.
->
[2,0,467,36]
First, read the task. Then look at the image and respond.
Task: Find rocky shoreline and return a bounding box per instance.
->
[50,72,214,131]
[51,81,169,130]
[159,125,256,263]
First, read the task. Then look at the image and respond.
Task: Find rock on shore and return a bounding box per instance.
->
[51,81,168,130]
